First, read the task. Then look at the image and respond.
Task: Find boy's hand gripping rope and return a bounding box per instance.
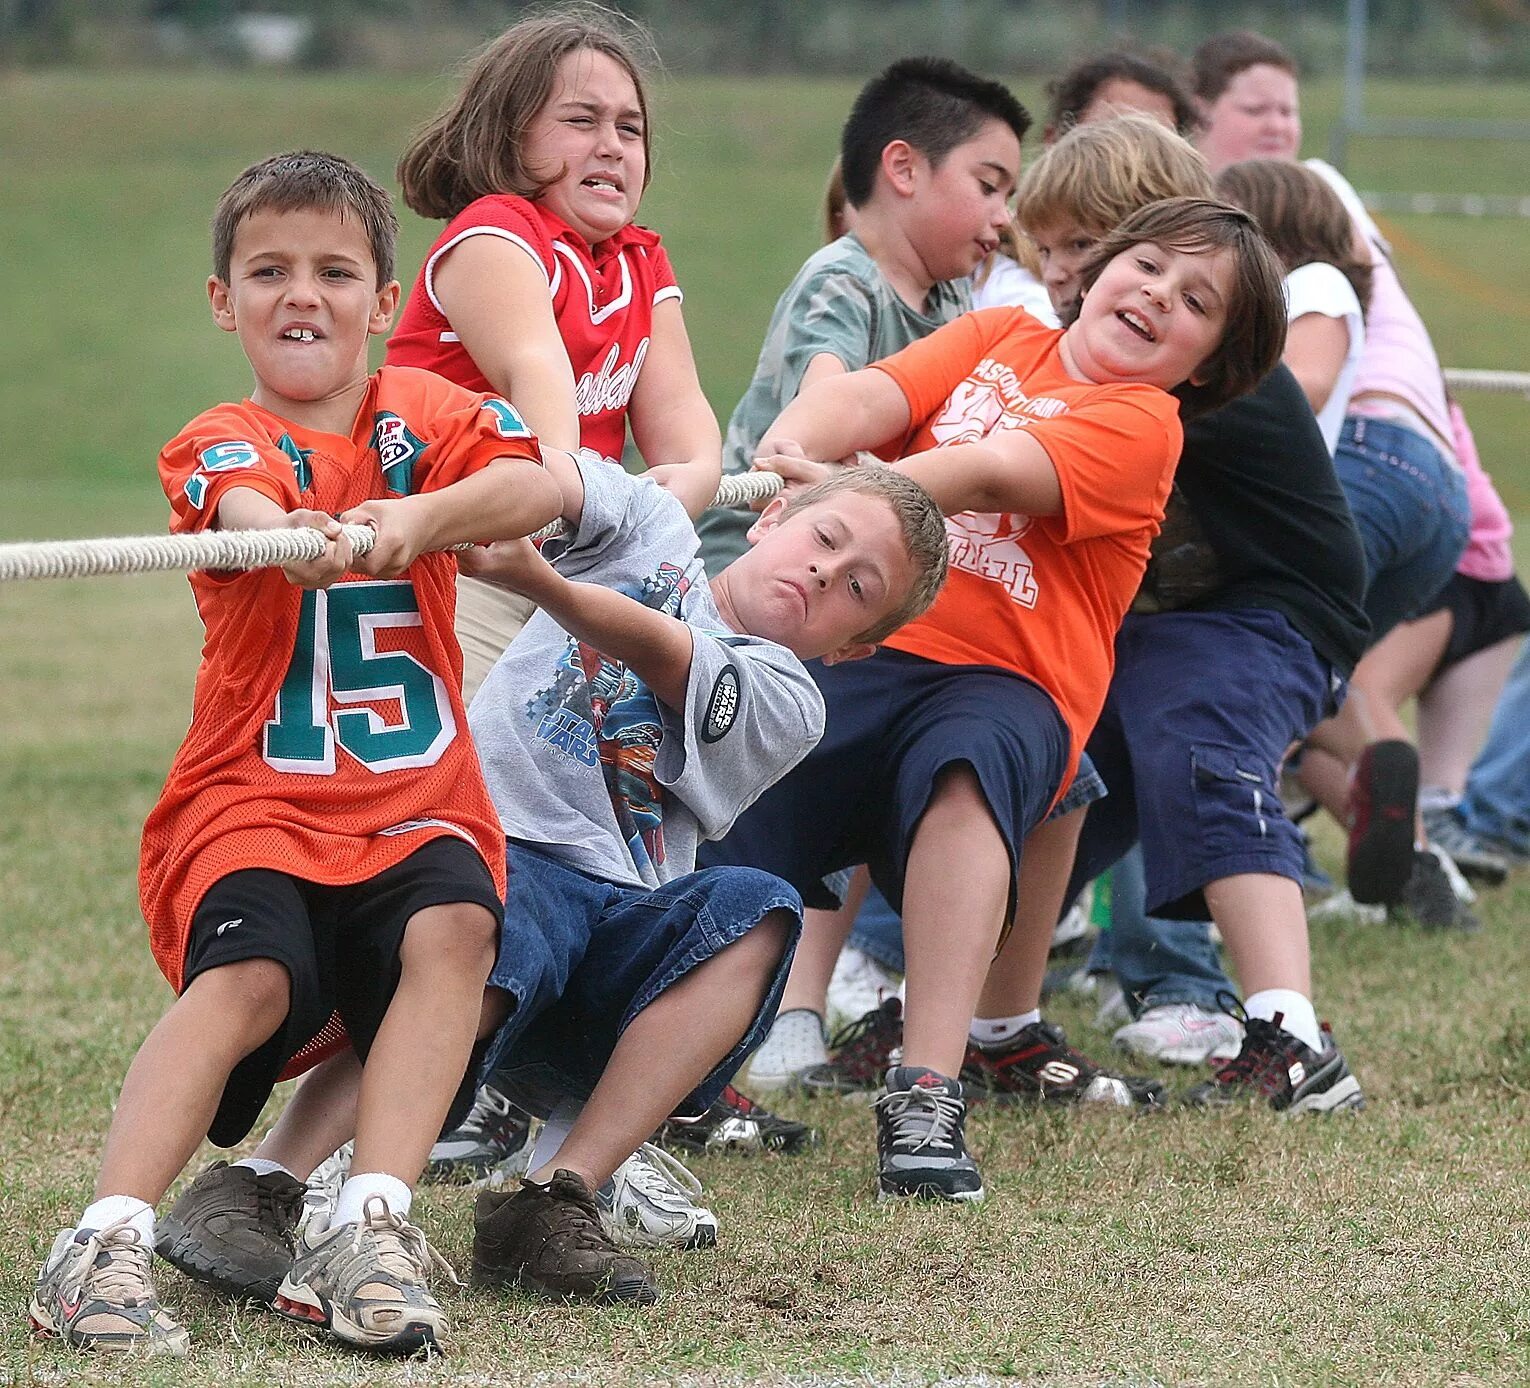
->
[0,470,785,583]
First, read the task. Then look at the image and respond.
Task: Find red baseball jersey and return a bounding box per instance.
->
[141,365,538,990]
[388,195,680,463]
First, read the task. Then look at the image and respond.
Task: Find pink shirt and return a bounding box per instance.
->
[1450,400,1514,582]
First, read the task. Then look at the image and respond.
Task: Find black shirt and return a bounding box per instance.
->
[1132,363,1370,676]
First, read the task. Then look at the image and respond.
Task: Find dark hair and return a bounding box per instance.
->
[398,4,655,222]
[840,56,1030,209]
[212,150,397,287]
[1046,50,1198,138]
[1215,159,1372,316]
[1190,31,1297,105]
[1064,196,1288,418]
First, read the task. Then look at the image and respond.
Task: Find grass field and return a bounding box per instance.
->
[2,70,1530,1387]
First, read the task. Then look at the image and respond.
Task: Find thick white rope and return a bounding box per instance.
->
[0,469,785,584]
[1442,368,1530,398]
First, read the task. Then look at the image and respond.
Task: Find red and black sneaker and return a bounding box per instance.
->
[960,1019,1163,1108]
[800,996,904,1097]
[657,1084,818,1156]
[1184,1013,1364,1114]
[1346,739,1420,905]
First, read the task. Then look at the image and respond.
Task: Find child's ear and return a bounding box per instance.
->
[820,639,878,668]
[880,139,920,197]
[369,280,402,336]
[744,495,790,545]
[207,276,237,333]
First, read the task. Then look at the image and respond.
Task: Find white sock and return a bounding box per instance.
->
[78,1195,154,1245]
[528,1098,584,1177]
[331,1172,411,1227]
[235,1158,297,1180]
[969,1009,1041,1047]
[1245,988,1322,1053]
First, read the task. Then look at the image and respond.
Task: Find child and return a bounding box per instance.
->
[703,195,1289,1201]
[695,55,1030,577]
[1042,48,1198,142]
[26,152,562,1357]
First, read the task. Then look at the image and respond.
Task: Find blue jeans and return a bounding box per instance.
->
[1086,845,1232,1015]
[1334,415,1470,642]
[1457,638,1530,853]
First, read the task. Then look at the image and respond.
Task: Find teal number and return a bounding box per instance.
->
[262,581,453,774]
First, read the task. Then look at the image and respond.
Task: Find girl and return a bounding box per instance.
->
[1215,157,1372,452]
[388,9,721,696]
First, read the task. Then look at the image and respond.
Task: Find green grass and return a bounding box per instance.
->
[3,71,1530,1386]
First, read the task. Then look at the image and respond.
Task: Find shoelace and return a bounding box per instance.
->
[1210,1016,1302,1095]
[545,1174,633,1251]
[461,1084,513,1138]
[826,999,903,1075]
[622,1142,704,1209]
[63,1219,154,1306]
[873,1085,962,1154]
[353,1196,462,1289]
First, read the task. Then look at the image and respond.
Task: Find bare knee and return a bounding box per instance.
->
[181,957,290,1046]
[400,902,498,984]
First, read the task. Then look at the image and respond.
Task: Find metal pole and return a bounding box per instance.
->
[1330,0,1368,169]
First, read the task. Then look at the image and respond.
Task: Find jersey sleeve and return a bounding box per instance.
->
[424,195,557,315]
[1031,388,1181,543]
[873,309,1022,439]
[653,630,826,840]
[416,381,543,494]
[648,242,683,307]
[159,412,301,534]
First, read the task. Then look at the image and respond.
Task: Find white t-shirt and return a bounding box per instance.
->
[1284,260,1365,455]
[970,254,1060,326]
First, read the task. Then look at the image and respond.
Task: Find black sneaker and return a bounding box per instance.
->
[1391,846,1482,932]
[154,1160,305,1301]
[657,1084,818,1155]
[473,1170,658,1305]
[1346,739,1419,905]
[425,1082,533,1184]
[874,1066,984,1202]
[800,996,904,1097]
[1183,1013,1364,1113]
[960,1020,1163,1108]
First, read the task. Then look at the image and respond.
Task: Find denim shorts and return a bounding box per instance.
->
[482,841,801,1118]
[1073,608,1342,919]
[1335,415,1470,642]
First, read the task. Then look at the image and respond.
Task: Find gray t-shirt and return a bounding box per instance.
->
[695,233,970,575]
[469,457,826,890]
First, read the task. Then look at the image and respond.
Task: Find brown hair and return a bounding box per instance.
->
[821,156,850,244]
[1046,50,1199,138]
[1015,114,1212,240]
[1189,31,1297,105]
[397,5,655,222]
[781,468,948,644]
[1065,196,1288,418]
[1215,159,1372,315]
[212,150,398,287]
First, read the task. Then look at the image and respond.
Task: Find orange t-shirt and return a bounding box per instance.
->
[877,307,1183,782]
[140,365,539,990]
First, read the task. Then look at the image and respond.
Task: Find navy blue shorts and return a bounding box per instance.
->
[1072,609,1342,919]
[700,648,1069,920]
[482,841,802,1119]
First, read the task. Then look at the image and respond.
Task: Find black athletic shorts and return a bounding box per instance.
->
[1421,572,1530,677]
[182,835,502,1146]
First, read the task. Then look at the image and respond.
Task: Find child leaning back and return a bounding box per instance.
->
[27,150,562,1358]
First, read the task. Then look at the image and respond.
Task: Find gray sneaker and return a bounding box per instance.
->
[596,1143,718,1251]
[874,1066,985,1203]
[1423,806,1513,885]
[1392,846,1481,932]
[30,1219,189,1357]
[155,1159,306,1301]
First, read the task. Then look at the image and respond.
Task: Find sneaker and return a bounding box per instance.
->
[1423,807,1512,886]
[155,1159,306,1301]
[1113,1003,1244,1067]
[657,1083,818,1155]
[874,1066,984,1203]
[275,1196,457,1354]
[959,1020,1164,1108]
[746,1008,829,1092]
[596,1143,718,1251]
[473,1170,658,1305]
[1050,893,1092,950]
[1306,888,1387,926]
[1346,739,1419,904]
[299,1141,352,1239]
[826,946,902,1030]
[1184,1013,1363,1113]
[425,1082,533,1184]
[30,1219,189,1357]
[1093,979,1131,1030]
[800,996,904,1097]
[1390,845,1482,932]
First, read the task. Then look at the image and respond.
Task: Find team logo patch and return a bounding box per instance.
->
[480,397,532,439]
[370,412,428,494]
[702,665,741,744]
[277,433,314,491]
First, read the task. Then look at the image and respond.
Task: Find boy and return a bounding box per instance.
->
[695,55,1029,577]
[27,150,563,1357]
[702,194,1289,1201]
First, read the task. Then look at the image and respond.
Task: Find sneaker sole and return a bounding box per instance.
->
[1289,1074,1365,1115]
[603,1219,719,1252]
[876,1179,986,1204]
[1348,741,1419,905]
[29,1302,190,1357]
[472,1262,660,1306]
[154,1220,287,1303]
[273,1287,444,1354]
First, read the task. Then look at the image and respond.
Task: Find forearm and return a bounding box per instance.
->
[764,368,909,462]
[414,459,563,549]
[893,435,1063,518]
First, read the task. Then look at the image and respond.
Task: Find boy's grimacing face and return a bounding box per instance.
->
[731,492,920,663]
[906,119,1021,282]
[208,206,398,425]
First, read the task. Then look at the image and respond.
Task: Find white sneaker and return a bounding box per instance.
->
[1093,980,1131,1030]
[747,1008,828,1091]
[1307,889,1386,926]
[297,1141,351,1239]
[1051,888,1092,949]
[1113,1003,1244,1066]
[596,1143,718,1251]
[827,947,902,1031]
